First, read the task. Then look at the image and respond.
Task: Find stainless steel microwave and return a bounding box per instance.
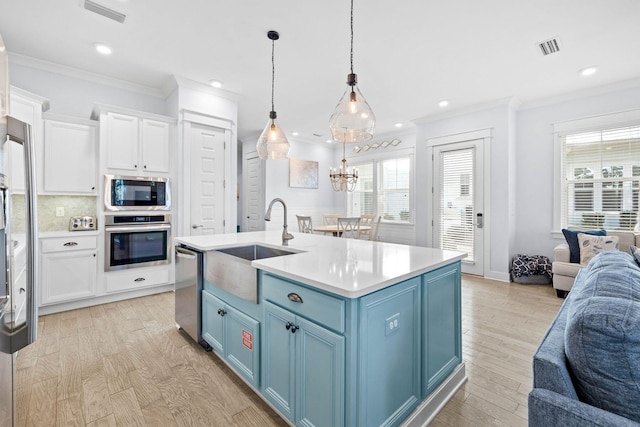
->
[104,175,171,211]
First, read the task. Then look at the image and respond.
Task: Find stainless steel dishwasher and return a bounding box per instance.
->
[175,245,203,344]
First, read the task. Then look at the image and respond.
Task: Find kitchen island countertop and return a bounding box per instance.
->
[175,231,465,298]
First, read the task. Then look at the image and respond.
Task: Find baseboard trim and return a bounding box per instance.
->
[38,284,174,315]
[400,363,467,427]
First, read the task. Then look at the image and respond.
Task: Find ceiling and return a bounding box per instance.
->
[2,0,640,142]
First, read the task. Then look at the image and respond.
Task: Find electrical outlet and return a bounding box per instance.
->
[55,207,64,217]
[385,313,400,336]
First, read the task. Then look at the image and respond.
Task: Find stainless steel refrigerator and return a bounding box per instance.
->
[0,34,39,427]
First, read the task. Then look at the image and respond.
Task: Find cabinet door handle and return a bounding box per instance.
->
[217,309,227,317]
[134,277,146,282]
[287,293,303,303]
[63,242,78,247]
[285,322,299,333]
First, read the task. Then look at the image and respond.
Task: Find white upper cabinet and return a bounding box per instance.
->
[43,116,97,194]
[8,87,49,193]
[141,119,170,173]
[106,112,139,171]
[101,108,174,176]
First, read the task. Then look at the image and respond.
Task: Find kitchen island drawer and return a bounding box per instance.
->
[41,235,97,253]
[261,273,345,333]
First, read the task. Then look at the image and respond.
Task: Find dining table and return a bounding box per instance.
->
[312,224,371,237]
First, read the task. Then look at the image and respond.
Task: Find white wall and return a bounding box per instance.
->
[261,139,341,232]
[9,61,167,119]
[415,102,514,280]
[514,85,640,259]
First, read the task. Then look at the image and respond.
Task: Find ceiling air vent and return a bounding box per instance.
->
[538,37,561,56]
[83,0,126,23]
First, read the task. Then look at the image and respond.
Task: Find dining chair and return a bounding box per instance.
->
[358,214,375,239]
[337,217,361,239]
[296,215,313,233]
[322,214,341,236]
[323,214,340,225]
[369,216,382,241]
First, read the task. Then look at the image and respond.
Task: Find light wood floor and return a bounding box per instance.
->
[16,276,563,426]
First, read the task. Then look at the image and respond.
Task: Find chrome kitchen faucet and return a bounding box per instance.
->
[264,198,294,246]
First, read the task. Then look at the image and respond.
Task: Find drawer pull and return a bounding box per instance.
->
[217,309,227,317]
[134,277,146,282]
[287,293,303,303]
[63,242,78,247]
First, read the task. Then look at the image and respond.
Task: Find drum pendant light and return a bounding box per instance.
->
[256,30,290,160]
[328,0,376,144]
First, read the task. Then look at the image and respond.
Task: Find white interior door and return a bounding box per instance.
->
[433,140,484,275]
[243,151,264,232]
[190,124,225,236]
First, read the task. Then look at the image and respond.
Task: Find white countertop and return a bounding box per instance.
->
[175,231,466,298]
[39,230,100,238]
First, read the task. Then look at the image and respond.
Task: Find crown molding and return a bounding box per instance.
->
[8,52,165,98]
[518,76,640,110]
[171,75,241,102]
[412,97,518,125]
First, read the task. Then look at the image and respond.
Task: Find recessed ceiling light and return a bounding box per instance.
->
[292,132,299,136]
[326,139,333,143]
[438,100,449,108]
[394,123,403,128]
[209,80,222,88]
[94,43,112,55]
[580,66,597,77]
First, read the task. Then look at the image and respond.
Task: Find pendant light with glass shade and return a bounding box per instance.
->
[328,0,376,144]
[256,30,290,160]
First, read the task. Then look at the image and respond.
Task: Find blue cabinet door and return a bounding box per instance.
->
[358,277,421,427]
[422,262,461,396]
[226,306,260,388]
[202,290,225,354]
[262,301,296,422]
[296,316,345,427]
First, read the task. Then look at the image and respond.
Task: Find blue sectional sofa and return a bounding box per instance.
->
[529,251,640,426]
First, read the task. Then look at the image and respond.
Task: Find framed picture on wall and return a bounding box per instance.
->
[289,158,319,189]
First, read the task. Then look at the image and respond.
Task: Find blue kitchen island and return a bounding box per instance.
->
[175,231,466,427]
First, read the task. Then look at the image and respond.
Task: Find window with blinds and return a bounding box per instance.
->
[347,156,412,223]
[350,162,374,216]
[380,157,410,221]
[561,125,640,230]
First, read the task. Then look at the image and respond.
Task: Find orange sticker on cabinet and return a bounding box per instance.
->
[242,330,253,350]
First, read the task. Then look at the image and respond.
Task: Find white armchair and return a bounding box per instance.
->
[552,229,640,297]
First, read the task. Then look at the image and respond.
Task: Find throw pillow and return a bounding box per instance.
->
[630,246,640,268]
[562,228,606,263]
[578,234,619,265]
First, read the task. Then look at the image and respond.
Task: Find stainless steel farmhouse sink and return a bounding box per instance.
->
[205,244,299,303]
[216,244,297,261]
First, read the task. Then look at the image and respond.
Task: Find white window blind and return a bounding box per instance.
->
[561,125,640,230]
[380,158,410,221]
[350,162,374,216]
[347,155,412,223]
[439,149,474,261]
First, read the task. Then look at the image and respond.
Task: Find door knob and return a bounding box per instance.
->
[192,224,204,229]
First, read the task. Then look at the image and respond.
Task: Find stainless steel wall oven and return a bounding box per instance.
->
[104,214,171,271]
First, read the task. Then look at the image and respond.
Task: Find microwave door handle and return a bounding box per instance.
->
[6,117,38,350]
